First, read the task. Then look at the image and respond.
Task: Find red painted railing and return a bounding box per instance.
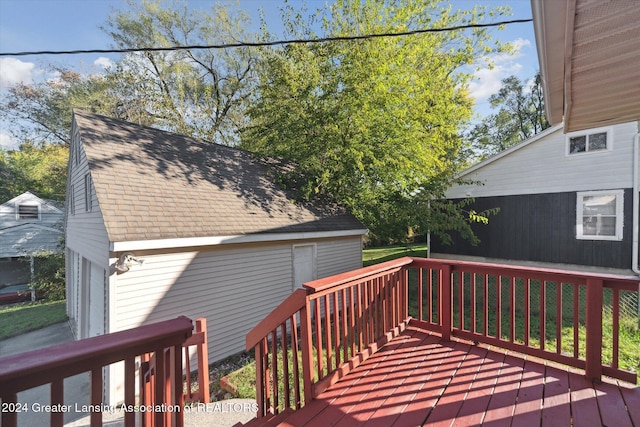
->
[0,316,210,427]
[246,258,413,418]
[408,258,639,384]
[139,318,210,427]
[246,257,639,419]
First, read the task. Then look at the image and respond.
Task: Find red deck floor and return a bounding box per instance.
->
[275,325,640,427]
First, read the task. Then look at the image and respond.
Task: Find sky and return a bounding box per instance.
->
[0,0,539,150]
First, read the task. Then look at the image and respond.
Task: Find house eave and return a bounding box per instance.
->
[109,228,368,252]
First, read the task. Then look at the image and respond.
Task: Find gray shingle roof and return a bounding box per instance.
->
[73,110,366,243]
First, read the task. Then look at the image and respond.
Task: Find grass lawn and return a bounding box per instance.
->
[362,244,427,267]
[0,300,67,340]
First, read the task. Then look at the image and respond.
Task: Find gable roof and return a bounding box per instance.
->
[456,124,564,179]
[72,110,366,245]
[0,223,63,257]
[0,191,64,230]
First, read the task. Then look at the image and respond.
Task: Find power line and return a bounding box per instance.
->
[0,18,532,57]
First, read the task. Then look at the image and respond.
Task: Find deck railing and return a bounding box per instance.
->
[407,258,639,383]
[246,257,639,419]
[245,258,412,418]
[0,316,210,427]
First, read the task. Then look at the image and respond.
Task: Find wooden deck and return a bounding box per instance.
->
[274,324,640,427]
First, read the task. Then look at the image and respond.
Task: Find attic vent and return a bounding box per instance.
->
[18,204,39,219]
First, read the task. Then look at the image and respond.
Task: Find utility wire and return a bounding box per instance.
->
[0,18,532,57]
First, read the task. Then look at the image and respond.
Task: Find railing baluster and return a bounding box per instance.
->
[573,283,580,359]
[428,268,433,324]
[417,267,424,321]
[350,286,357,356]
[290,314,301,409]
[281,323,289,409]
[300,298,313,405]
[612,288,620,369]
[510,277,516,342]
[524,279,530,347]
[124,356,136,426]
[314,298,323,380]
[356,283,363,353]
[471,273,477,334]
[458,271,464,330]
[255,340,265,416]
[263,337,271,412]
[271,331,278,414]
[91,367,103,427]
[585,278,603,381]
[540,280,546,350]
[51,379,64,427]
[341,288,348,363]
[441,264,452,341]
[1,393,18,427]
[324,294,332,374]
[496,275,502,339]
[333,292,340,369]
[556,282,562,354]
[483,274,488,336]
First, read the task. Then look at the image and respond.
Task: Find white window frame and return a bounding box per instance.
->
[16,203,40,220]
[576,190,624,241]
[566,126,613,156]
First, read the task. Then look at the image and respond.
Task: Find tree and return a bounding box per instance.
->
[0,142,68,201]
[102,0,260,145]
[241,0,510,244]
[0,69,122,146]
[468,72,550,160]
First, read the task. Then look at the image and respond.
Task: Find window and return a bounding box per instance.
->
[17,204,39,220]
[567,127,611,155]
[85,174,92,212]
[576,190,623,240]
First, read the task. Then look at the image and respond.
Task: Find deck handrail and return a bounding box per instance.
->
[246,256,639,420]
[246,259,411,419]
[0,316,194,427]
[407,257,639,383]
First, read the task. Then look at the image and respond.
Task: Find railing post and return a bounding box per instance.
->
[300,297,314,404]
[585,278,603,382]
[254,341,265,418]
[195,318,210,403]
[441,264,452,341]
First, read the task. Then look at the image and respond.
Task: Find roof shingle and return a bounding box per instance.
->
[73,111,365,243]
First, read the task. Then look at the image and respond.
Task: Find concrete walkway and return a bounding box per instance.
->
[0,322,257,426]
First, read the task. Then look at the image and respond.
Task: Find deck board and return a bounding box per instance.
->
[272,325,639,427]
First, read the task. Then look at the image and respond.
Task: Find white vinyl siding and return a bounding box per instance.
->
[447,121,638,199]
[111,236,363,362]
[65,123,109,267]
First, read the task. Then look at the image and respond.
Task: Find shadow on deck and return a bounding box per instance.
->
[251,322,640,427]
[242,257,640,427]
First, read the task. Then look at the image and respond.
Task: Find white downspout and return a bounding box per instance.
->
[633,129,640,275]
[632,128,640,328]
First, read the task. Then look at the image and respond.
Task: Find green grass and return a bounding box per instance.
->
[363,244,427,267]
[0,300,67,340]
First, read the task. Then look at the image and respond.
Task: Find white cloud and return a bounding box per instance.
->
[0,58,35,88]
[0,132,19,150]
[94,57,114,69]
[467,37,533,105]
